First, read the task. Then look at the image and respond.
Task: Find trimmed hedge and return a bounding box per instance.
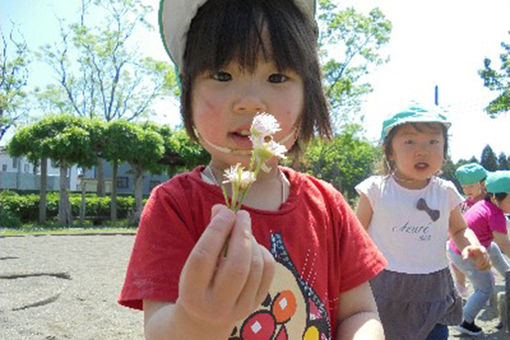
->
[0,190,142,223]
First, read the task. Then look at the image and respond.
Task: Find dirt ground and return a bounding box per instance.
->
[1,234,509,339]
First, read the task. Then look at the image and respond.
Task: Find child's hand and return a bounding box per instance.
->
[176,204,275,332]
[461,245,491,272]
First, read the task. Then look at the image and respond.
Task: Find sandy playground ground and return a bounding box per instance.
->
[0,233,509,339]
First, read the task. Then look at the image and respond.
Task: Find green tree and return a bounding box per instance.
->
[38,0,173,196]
[7,122,49,224]
[157,126,210,176]
[480,145,499,171]
[479,31,510,117]
[109,121,165,221]
[39,115,98,225]
[318,1,392,131]
[441,156,460,191]
[298,124,380,203]
[0,26,30,141]
[498,152,509,169]
[102,120,139,222]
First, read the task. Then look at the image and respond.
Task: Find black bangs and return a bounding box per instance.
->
[184,0,317,76]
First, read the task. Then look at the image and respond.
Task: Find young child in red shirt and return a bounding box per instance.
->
[118,1,387,339]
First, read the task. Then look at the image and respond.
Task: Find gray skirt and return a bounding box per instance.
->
[370,267,462,340]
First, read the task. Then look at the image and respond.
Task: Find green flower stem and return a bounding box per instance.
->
[222,159,264,256]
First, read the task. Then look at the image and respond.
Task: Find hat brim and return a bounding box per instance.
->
[158,0,316,69]
[381,116,451,142]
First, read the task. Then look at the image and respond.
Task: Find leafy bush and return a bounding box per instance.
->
[0,209,23,228]
[0,191,141,224]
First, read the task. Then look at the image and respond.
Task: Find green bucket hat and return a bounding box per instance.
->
[158,0,316,70]
[485,170,510,194]
[455,163,488,185]
[381,104,451,142]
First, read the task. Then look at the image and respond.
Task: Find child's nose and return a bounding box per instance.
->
[232,85,267,113]
[415,142,430,155]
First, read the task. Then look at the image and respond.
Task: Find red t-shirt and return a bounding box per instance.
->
[118,166,386,339]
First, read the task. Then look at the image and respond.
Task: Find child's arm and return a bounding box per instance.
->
[492,231,510,258]
[336,282,385,339]
[355,194,373,231]
[449,206,490,271]
[143,205,275,340]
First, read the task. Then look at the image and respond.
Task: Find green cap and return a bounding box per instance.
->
[381,104,451,142]
[486,170,510,194]
[455,163,488,184]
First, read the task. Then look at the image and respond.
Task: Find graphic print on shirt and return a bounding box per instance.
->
[389,198,441,242]
[229,233,330,340]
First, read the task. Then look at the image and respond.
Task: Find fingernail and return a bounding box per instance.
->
[237,210,252,232]
[211,204,223,217]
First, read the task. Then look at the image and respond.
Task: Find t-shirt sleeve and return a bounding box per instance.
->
[118,184,198,310]
[489,210,508,235]
[331,190,387,293]
[445,180,464,211]
[355,176,380,210]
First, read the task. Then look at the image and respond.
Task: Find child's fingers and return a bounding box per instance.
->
[180,205,235,292]
[461,246,480,260]
[214,210,253,302]
[235,239,265,315]
[462,246,491,271]
[255,245,275,305]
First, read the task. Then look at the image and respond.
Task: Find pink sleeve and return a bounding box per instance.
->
[489,210,508,235]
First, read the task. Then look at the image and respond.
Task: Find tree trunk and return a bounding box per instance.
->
[133,167,144,223]
[96,158,105,197]
[38,158,47,225]
[79,169,87,225]
[58,165,72,225]
[110,160,118,222]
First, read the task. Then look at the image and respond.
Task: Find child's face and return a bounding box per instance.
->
[191,58,303,168]
[389,123,445,184]
[461,182,484,198]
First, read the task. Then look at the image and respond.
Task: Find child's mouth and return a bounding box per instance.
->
[229,131,252,148]
[414,162,429,170]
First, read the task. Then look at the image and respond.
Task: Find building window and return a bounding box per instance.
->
[24,164,30,173]
[117,176,129,189]
[12,157,18,168]
[1,164,7,172]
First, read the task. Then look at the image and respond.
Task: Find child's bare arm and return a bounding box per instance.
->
[355,194,373,231]
[143,205,275,339]
[449,206,490,271]
[492,231,510,258]
[336,282,384,339]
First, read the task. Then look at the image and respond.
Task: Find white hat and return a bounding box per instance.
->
[158,0,316,70]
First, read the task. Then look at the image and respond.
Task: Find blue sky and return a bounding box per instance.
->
[2,0,510,162]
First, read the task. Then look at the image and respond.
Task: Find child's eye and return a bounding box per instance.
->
[429,139,440,145]
[212,71,232,82]
[268,74,288,83]
[404,139,414,145]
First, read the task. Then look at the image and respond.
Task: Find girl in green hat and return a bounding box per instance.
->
[448,170,510,335]
[355,105,490,339]
[448,163,509,304]
[449,162,489,298]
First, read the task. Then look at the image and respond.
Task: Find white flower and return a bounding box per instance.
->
[250,112,281,147]
[222,163,256,189]
[255,140,287,161]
